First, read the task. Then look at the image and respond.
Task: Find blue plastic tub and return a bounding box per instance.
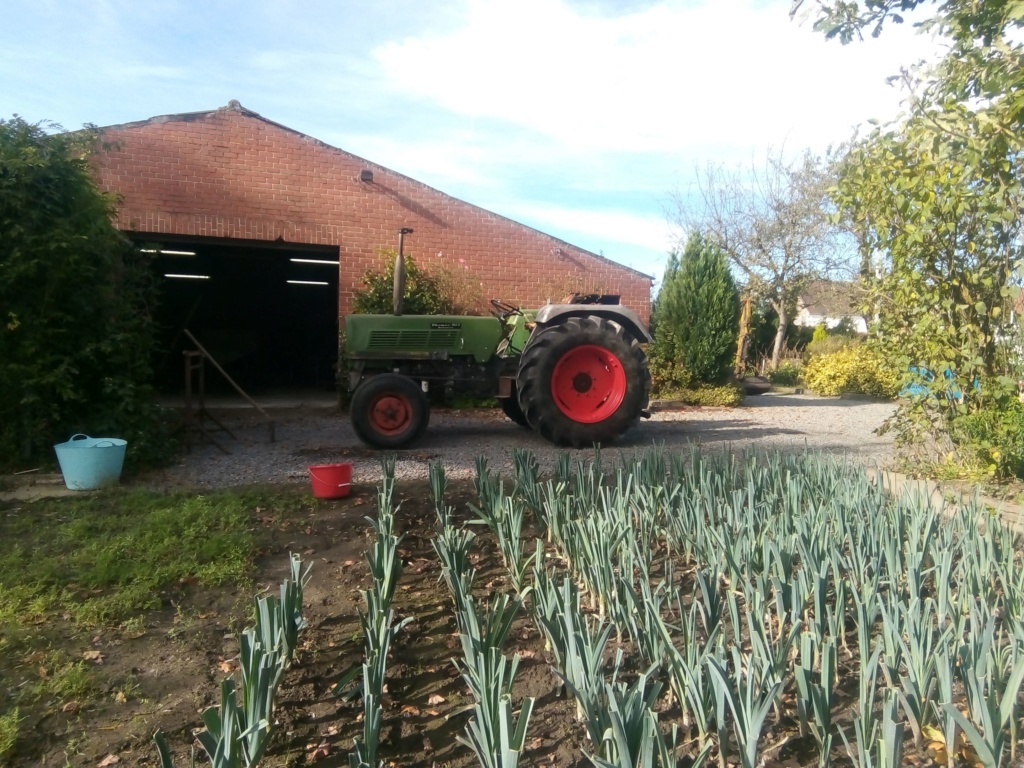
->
[53,434,127,490]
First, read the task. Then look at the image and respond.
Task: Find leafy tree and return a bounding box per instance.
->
[797,0,1024,467]
[671,149,850,370]
[0,117,166,468]
[792,1,1024,170]
[653,234,740,385]
[836,124,1020,393]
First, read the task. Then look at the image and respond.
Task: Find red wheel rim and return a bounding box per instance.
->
[551,345,626,423]
[368,393,413,435]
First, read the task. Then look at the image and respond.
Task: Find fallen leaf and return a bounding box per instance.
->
[307,740,330,761]
[219,660,233,674]
[427,694,446,706]
[83,650,104,664]
[114,690,127,704]
[401,705,421,716]
[97,756,120,766]
[425,708,440,716]
[61,700,80,714]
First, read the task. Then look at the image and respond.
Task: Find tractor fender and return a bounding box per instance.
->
[533,305,652,343]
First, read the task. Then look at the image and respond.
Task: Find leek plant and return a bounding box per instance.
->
[280,552,312,664]
[546,581,615,731]
[451,569,534,763]
[583,670,663,767]
[156,555,311,768]
[430,462,450,528]
[348,679,383,768]
[456,645,535,768]
[794,633,835,767]
[943,613,1024,768]
[838,643,881,768]
[155,680,246,768]
[707,648,783,768]
[647,598,717,744]
[349,479,410,768]
[512,447,544,520]
[237,628,283,765]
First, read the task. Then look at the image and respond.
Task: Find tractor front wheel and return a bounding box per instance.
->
[516,316,650,447]
[351,374,430,449]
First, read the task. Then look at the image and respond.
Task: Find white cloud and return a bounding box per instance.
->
[501,201,672,256]
[372,0,944,156]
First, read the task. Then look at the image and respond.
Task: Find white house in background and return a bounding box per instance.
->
[794,280,868,334]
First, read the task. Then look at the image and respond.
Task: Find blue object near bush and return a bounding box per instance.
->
[53,434,127,490]
[899,365,975,401]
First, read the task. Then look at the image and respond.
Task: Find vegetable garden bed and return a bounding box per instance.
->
[265,447,1024,768]
[4,447,1022,767]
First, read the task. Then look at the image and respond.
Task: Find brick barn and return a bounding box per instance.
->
[94,101,653,393]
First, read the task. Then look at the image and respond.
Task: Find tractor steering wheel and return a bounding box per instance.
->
[490,299,520,318]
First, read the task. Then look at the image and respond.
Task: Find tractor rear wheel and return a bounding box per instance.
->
[516,315,650,447]
[499,383,530,427]
[351,374,430,449]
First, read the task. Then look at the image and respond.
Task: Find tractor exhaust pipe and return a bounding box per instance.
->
[393,227,413,316]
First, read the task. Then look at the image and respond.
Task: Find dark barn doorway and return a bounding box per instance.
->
[137,236,341,396]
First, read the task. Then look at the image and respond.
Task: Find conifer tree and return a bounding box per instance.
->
[654,233,740,385]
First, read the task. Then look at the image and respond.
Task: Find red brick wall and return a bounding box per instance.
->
[95,103,652,322]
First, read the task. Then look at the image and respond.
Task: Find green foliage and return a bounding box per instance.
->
[768,364,801,387]
[647,326,693,395]
[0,489,261,627]
[652,235,740,385]
[837,128,1019,390]
[0,707,19,760]
[950,400,1024,480]
[0,117,169,470]
[352,250,483,316]
[805,333,860,360]
[746,303,812,367]
[674,150,846,369]
[673,384,744,407]
[802,347,900,399]
[801,0,1024,467]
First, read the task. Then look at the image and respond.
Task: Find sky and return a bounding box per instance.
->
[0,0,943,284]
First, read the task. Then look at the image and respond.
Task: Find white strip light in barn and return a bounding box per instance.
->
[164,274,210,280]
[287,280,330,286]
[142,249,197,256]
[290,258,339,265]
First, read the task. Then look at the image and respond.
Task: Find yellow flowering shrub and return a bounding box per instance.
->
[802,346,901,399]
[677,385,744,407]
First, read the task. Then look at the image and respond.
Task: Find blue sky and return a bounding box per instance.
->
[1,0,940,283]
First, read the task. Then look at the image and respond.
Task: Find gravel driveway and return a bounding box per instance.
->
[142,394,897,489]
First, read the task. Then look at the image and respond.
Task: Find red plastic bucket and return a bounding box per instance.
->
[308,463,352,499]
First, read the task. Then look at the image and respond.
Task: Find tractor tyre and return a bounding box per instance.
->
[516,315,650,447]
[499,383,530,428]
[351,373,430,449]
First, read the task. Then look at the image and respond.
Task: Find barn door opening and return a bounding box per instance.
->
[138,236,340,396]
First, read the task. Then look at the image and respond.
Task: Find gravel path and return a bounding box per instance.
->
[141,394,897,490]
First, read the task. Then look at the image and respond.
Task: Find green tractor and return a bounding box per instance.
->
[344,231,652,449]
